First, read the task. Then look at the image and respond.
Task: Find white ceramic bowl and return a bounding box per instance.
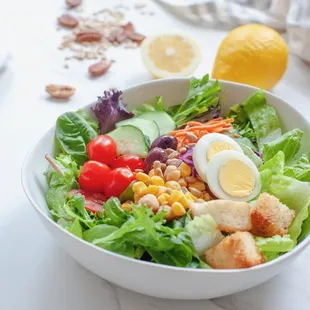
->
[22,79,310,299]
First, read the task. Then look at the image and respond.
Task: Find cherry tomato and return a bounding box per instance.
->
[87,135,117,166]
[104,167,136,198]
[69,189,106,214]
[78,160,111,193]
[111,154,144,171]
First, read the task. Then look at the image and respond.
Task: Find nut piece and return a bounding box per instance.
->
[76,31,102,43]
[126,32,145,44]
[46,84,75,99]
[122,22,135,32]
[66,0,81,8]
[88,61,112,77]
[58,14,79,28]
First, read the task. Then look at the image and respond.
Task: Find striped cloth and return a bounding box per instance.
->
[157,0,310,62]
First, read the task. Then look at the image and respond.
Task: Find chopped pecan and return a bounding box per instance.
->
[76,31,102,43]
[88,61,112,77]
[58,14,79,28]
[126,32,145,44]
[46,84,76,99]
[66,0,81,8]
[122,22,135,33]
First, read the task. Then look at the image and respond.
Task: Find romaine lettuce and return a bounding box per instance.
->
[284,152,310,181]
[268,175,310,242]
[262,129,303,163]
[242,90,282,149]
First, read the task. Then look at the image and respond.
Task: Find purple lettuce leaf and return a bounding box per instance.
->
[91,90,134,134]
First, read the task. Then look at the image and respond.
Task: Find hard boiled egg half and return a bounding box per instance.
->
[193,133,243,182]
[193,133,261,201]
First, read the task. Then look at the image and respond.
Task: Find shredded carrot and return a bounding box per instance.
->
[170,117,234,148]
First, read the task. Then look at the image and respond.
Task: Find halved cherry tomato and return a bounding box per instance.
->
[87,135,117,166]
[104,167,136,198]
[69,189,106,213]
[78,160,111,193]
[111,154,144,171]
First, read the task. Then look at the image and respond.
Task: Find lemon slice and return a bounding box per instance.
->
[141,32,201,78]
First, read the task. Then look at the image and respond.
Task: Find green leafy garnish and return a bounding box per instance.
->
[171,74,221,127]
[262,129,303,163]
[55,112,98,165]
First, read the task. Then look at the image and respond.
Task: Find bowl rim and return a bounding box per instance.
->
[22,78,310,274]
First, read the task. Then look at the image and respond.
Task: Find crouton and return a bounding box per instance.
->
[190,200,252,232]
[250,193,295,237]
[205,232,265,269]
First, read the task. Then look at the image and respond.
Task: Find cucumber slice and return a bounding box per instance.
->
[116,118,159,143]
[137,111,176,135]
[107,125,149,158]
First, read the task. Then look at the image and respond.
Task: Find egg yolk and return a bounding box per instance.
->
[219,159,255,197]
[207,141,235,161]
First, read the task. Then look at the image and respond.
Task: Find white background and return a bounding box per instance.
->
[1,0,310,309]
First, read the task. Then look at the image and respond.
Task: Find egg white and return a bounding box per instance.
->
[206,150,261,202]
[193,133,243,183]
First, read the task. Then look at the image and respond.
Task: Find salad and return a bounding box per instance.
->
[45,74,310,269]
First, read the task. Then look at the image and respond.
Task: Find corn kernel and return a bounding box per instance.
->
[121,203,132,211]
[136,172,151,183]
[134,193,141,203]
[143,185,158,196]
[168,190,184,205]
[148,169,155,177]
[165,181,181,190]
[150,176,165,186]
[132,181,147,195]
[179,162,191,177]
[179,196,192,209]
[185,192,197,202]
[171,202,186,216]
[191,181,206,191]
[158,193,170,205]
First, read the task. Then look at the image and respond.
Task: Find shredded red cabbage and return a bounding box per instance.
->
[179,147,197,177]
[91,90,134,134]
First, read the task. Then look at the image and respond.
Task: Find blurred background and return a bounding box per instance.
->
[1,0,310,309]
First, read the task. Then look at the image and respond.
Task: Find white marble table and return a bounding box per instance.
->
[1,1,310,309]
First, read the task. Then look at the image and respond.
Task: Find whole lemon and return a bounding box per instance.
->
[212,24,288,90]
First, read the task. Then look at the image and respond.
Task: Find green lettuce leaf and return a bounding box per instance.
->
[55,112,98,165]
[172,74,221,127]
[239,143,263,167]
[262,129,303,163]
[259,151,285,174]
[132,96,165,115]
[45,154,79,219]
[102,197,130,227]
[68,218,83,238]
[258,151,285,192]
[242,90,282,149]
[284,152,310,181]
[268,175,310,243]
[261,251,280,262]
[83,224,119,242]
[93,205,195,267]
[260,169,273,193]
[77,109,99,133]
[255,235,294,252]
[298,210,310,242]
